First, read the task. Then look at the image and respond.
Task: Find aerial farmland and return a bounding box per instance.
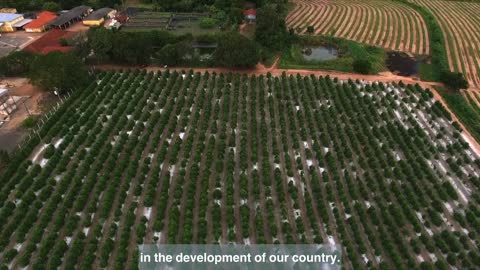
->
[412,0,480,98]
[287,0,430,55]
[0,70,479,269]
[1,0,480,269]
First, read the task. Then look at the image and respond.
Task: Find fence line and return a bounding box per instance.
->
[13,90,73,155]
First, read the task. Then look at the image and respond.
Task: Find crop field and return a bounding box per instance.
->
[287,0,430,55]
[412,0,480,91]
[123,12,217,35]
[123,12,172,31]
[0,70,480,269]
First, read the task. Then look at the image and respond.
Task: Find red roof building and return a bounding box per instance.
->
[244,8,256,23]
[24,11,57,33]
[24,30,73,54]
[244,9,256,16]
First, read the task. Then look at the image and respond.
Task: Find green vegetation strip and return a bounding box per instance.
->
[436,87,480,143]
[393,0,449,81]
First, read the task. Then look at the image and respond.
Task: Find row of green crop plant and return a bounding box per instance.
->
[1,71,479,269]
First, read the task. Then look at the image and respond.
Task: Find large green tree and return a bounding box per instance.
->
[440,71,469,90]
[111,32,153,64]
[87,27,114,61]
[154,41,190,66]
[214,32,259,67]
[0,51,37,77]
[29,52,90,94]
[255,5,289,50]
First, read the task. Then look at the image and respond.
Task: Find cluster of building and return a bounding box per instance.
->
[0,6,118,33]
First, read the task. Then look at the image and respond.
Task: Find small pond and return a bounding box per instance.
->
[386,52,422,76]
[302,46,338,61]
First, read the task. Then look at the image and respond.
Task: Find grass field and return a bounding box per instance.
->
[287,0,430,55]
[0,70,479,269]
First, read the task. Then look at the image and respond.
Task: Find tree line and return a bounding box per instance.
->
[85,27,259,68]
[0,51,90,94]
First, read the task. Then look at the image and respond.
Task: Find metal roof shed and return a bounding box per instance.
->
[85,8,114,21]
[0,89,7,98]
[0,13,23,22]
[12,19,32,28]
[48,6,91,29]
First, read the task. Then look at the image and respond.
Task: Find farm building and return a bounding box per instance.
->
[24,11,58,32]
[244,9,256,23]
[0,13,26,32]
[106,14,128,30]
[114,14,129,24]
[83,8,117,26]
[48,6,92,29]
[0,8,17,13]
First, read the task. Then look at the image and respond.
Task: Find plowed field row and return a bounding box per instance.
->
[287,0,429,55]
[413,0,480,89]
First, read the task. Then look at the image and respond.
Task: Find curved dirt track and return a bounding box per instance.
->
[287,0,429,55]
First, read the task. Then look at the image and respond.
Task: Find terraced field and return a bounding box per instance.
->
[412,0,480,94]
[0,70,480,269]
[287,0,430,55]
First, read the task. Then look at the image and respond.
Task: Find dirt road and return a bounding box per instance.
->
[95,63,442,90]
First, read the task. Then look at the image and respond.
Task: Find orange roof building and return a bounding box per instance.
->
[24,11,57,33]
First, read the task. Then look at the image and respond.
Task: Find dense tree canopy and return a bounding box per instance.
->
[255,5,290,50]
[214,32,259,67]
[353,59,374,75]
[29,52,90,93]
[154,41,191,66]
[86,28,185,65]
[440,71,469,90]
[42,1,61,12]
[0,51,37,77]
[87,27,115,61]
